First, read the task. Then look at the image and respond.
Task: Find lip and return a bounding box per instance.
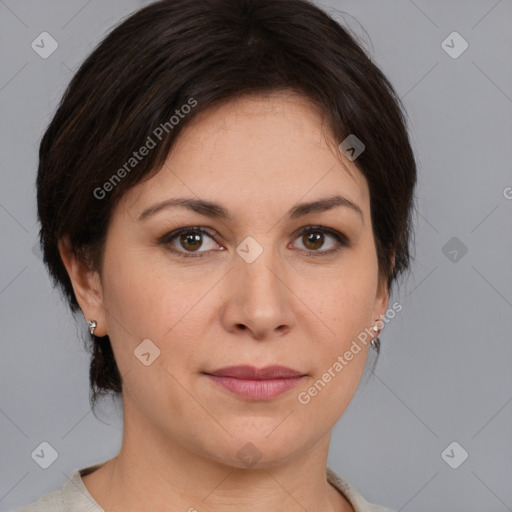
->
[205,365,304,379]
[203,365,306,401]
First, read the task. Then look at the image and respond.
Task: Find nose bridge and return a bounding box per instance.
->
[236,238,285,304]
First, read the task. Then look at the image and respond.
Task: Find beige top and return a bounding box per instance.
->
[16,461,394,512]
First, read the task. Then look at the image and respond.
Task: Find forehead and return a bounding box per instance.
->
[121,92,369,220]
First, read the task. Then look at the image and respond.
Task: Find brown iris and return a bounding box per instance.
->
[180,232,203,251]
[303,231,324,250]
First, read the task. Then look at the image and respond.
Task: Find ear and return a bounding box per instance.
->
[58,235,108,337]
[373,252,395,324]
[374,277,389,323]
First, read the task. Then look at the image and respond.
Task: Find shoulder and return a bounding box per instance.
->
[15,488,64,512]
[15,466,104,512]
[326,466,395,512]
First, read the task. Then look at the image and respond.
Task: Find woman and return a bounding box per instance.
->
[19,0,416,510]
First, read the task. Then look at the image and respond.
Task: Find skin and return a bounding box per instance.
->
[59,91,390,512]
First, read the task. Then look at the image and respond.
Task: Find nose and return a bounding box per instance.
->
[220,246,295,340]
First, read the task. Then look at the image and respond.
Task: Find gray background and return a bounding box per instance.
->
[1,0,511,510]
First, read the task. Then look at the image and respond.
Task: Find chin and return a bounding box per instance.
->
[197,426,312,470]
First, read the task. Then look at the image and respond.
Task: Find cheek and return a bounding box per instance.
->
[100,248,216,372]
[293,251,378,404]
[99,251,202,408]
[102,246,185,329]
[297,257,378,346]
[293,279,376,428]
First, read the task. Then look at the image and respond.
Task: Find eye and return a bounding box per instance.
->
[158,227,223,257]
[158,225,350,259]
[291,226,349,256]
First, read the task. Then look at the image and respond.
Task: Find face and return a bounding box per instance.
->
[65,91,389,468]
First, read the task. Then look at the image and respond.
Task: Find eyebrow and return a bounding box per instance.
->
[138,195,363,222]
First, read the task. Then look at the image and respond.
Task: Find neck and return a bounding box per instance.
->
[82,398,354,512]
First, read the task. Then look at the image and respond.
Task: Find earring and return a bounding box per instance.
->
[371,318,382,352]
[87,320,97,336]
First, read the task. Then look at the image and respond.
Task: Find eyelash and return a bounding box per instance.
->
[157,225,351,259]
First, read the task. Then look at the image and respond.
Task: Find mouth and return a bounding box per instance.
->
[203,365,307,401]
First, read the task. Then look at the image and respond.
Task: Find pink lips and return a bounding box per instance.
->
[204,365,306,400]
